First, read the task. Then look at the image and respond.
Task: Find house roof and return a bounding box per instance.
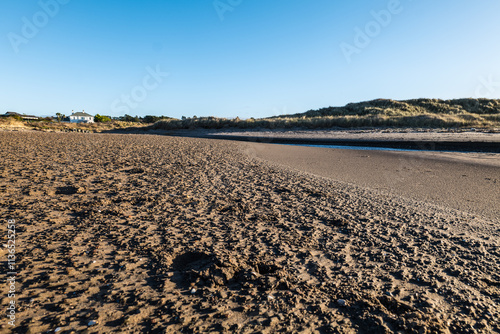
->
[70,112,93,117]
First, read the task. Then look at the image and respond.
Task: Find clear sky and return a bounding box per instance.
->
[1,0,500,118]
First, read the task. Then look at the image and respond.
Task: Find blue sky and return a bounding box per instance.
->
[1,0,500,118]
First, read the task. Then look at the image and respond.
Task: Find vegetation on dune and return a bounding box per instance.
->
[114,114,175,123]
[0,116,149,132]
[2,98,499,133]
[151,98,500,131]
[0,116,28,129]
[294,98,500,118]
[0,113,176,132]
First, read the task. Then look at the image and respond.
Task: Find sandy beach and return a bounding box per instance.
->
[208,129,500,143]
[248,143,500,221]
[1,131,499,333]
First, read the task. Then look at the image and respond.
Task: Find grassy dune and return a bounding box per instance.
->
[0,117,149,132]
[3,98,499,133]
[151,98,500,130]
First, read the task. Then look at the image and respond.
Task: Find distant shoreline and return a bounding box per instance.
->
[157,128,500,153]
[2,123,500,152]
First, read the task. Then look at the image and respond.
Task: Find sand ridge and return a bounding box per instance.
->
[0,131,499,333]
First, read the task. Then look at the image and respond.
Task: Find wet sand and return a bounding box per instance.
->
[248,143,500,221]
[1,131,499,333]
[167,129,500,153]
[208,129,500,143]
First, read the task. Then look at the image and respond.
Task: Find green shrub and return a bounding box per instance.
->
[94,114,112,122]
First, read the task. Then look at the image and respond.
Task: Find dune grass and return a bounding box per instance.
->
[2,98,499,133]
[151,98,500,131]
[0,116,28,129]
[0,117,150,132]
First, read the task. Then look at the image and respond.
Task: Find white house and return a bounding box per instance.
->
[69,111,94,123]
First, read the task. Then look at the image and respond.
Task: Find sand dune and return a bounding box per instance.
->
[1,131,499,333]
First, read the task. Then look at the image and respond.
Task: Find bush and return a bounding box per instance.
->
[142,115,174,123]
[94,114,112,122]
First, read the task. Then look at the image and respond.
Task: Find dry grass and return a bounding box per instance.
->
[2,98,499,133]
[0,117,150,132]
[151,98,500,131]
[0,116,28,129]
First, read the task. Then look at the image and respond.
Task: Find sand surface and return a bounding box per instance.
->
[248,143,500,221]
[1,131,499,333]
[164,128,500,153]
[208,129,500,143]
